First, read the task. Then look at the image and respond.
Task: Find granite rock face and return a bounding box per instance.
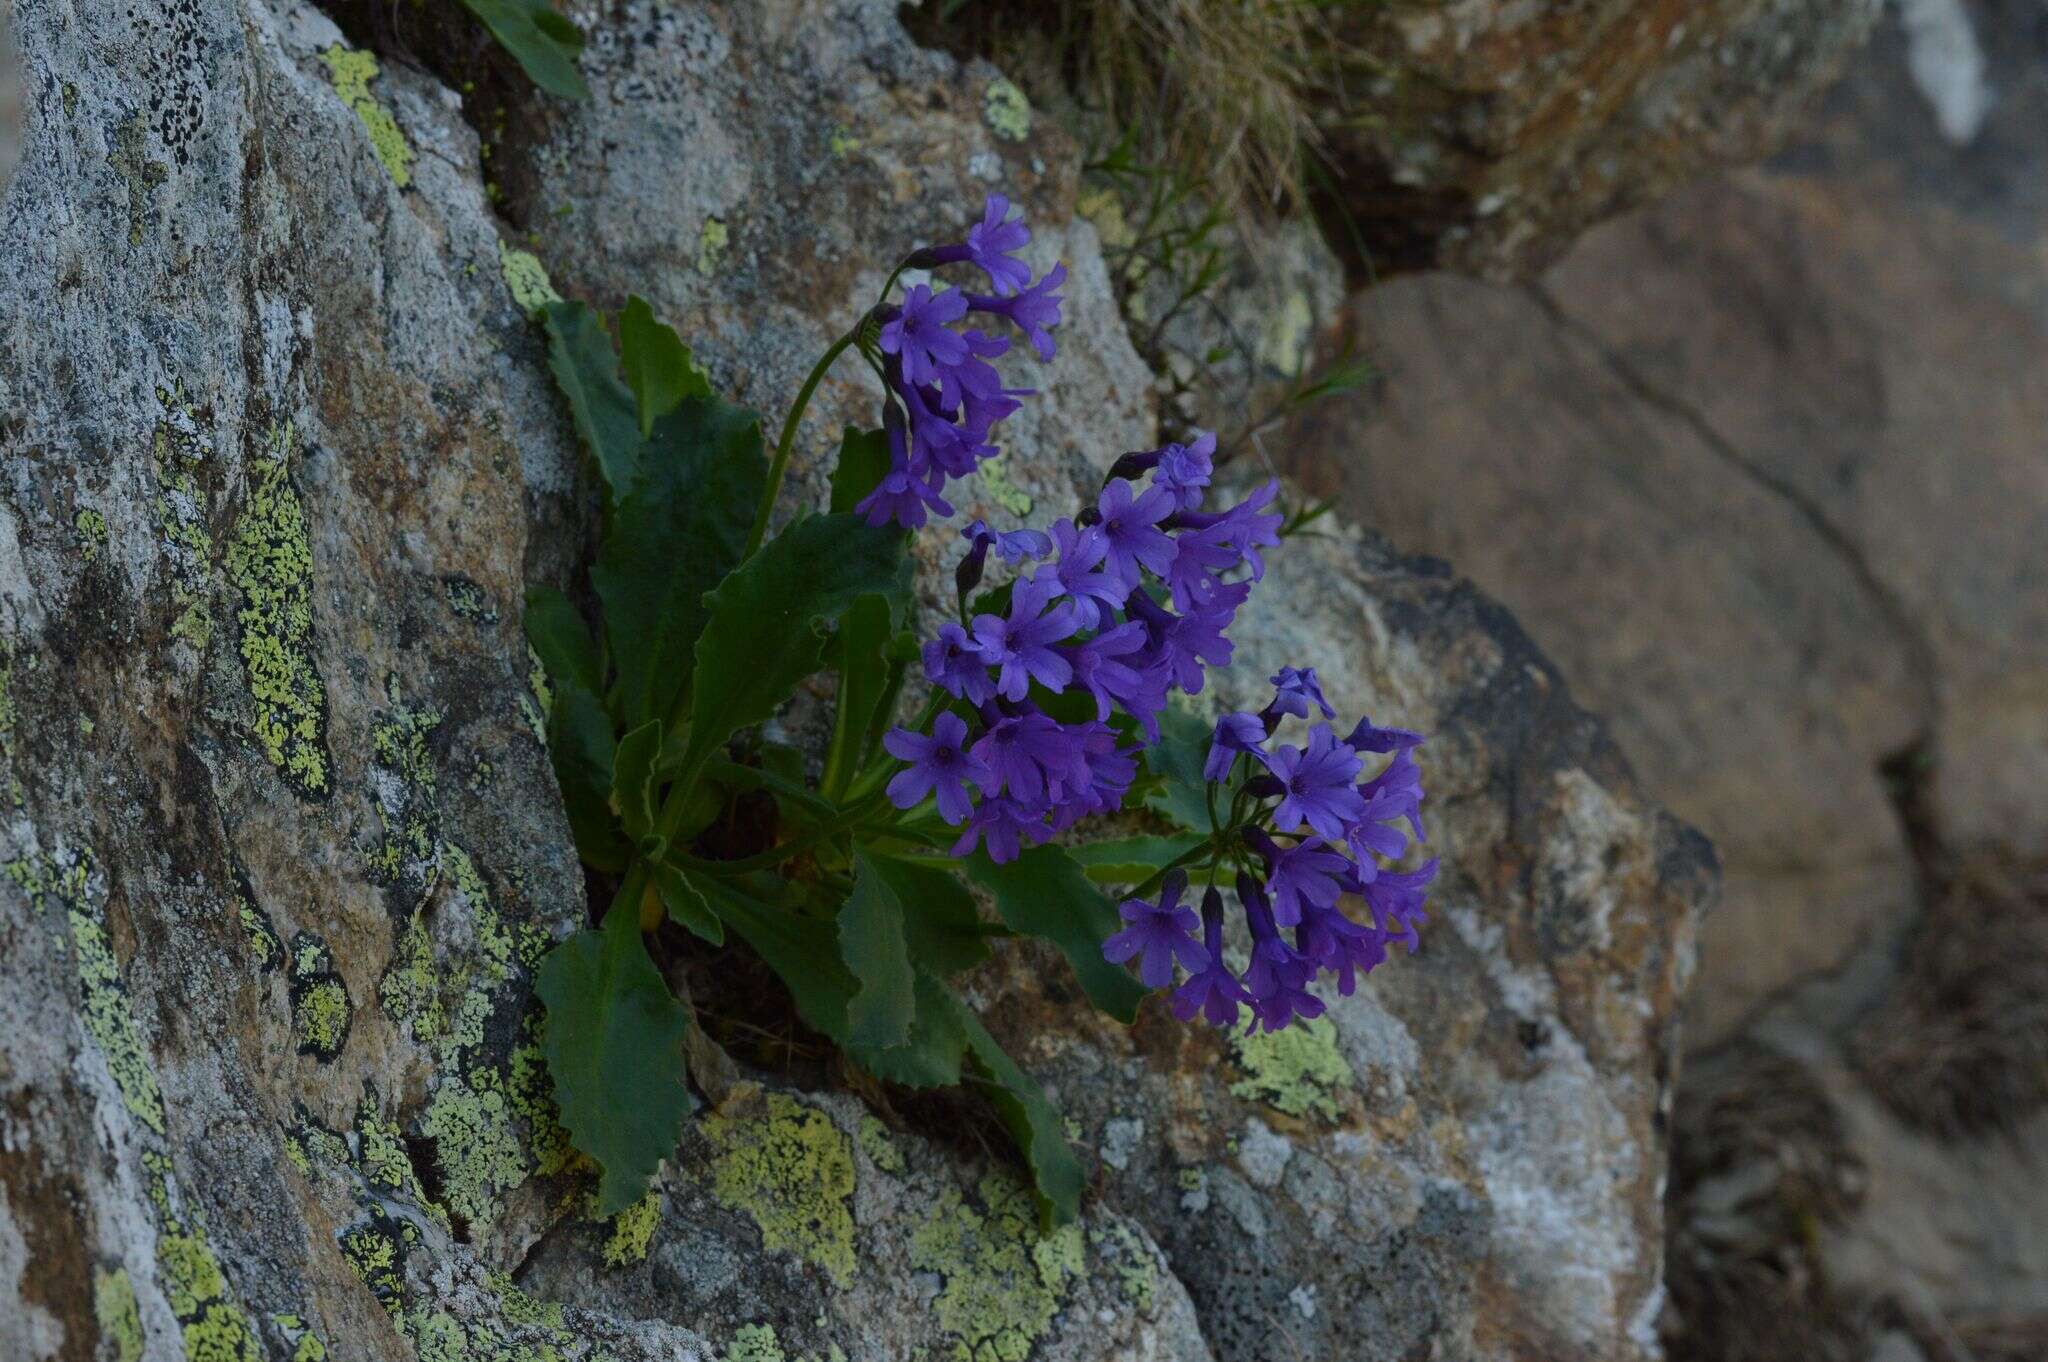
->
[1312,0,1882,279]
[0,2,1707,1360]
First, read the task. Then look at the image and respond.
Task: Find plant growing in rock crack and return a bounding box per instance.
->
[525,193,1438,1228]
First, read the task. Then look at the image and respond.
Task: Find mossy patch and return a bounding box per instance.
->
[1228,1014,1352,1123]
[856,1115,905,1175]
[499,239,563,314]
[94,1267,144,1362]
[74,507,108,561]
[695,217,729,277]
[146,1156,262,1362]
[725,1324,786,1362]
[981,78,1031,142]
[908,1174,1085,1362]
[703,1093,856,1286]
[226,422,330,797]
[319,46,415,188]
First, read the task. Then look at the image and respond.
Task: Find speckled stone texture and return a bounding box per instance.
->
[0,1,1707,1360]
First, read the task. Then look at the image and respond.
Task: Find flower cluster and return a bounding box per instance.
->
[856,196,1067,531]
[883,439,1284,863]
[1102,669,1439,1033]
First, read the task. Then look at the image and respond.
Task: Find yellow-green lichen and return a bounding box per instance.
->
[725,1324,786,1362]
[695,217,729,276]
[523,643,552,744]
[908,1175,1085,1362]
[75,507,108,561]
[152,389,218,652]
[1089,1222,1156,1313]
[288,932,352,1062]
[1254,289,1315,379]
[273,1313,329,1362]
[1228,1014,1352,1123]
[340,1218,406,1320]
[10,852,167,1134]
[420,1066,529,1229]
[499,239,563,314]
[826,127,861,159]
[150,1162,263,1362]
[95,1267,144,1362]
[226,423,329,796]
[380,912,447,1042]
[856,1115,905,1175]
[975,454,1032,517]
[703,1093,856,1286]
[603,1189,662,1267]
[982,78,1031,142]
[320,46,414,188]
[357,1096,450,1229]
[445,577,498,622]
[235,888,282,972]
[367,695,444,894]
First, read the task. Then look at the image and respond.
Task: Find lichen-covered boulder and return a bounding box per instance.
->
[0,2,1707,1361]
[1310,0,1881,278]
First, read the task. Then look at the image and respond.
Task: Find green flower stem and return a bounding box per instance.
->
[678,789,892,877]
[1128,834,1227,904]
[745,329,857,560]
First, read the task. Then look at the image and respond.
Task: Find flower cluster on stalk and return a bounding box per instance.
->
[867,194,1435,1034]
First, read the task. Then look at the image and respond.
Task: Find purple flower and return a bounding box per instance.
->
[1127,583,1244,694]
[1295,900,1388,997]
[971,574,1082,702]
[951,794,1053,864]
[1178,481,1283,581]
[1046,520,1127,629]
[915,195,1033,296]
[1266,666,1335,721]
[1346,714,1426,754]
[971,707,1089,805]
[1173,889,1253,1026]
[923,622,995,705]
[1205,712,1267,781]
[1240,877,1324,1031]
[883,713,994,824]
[1057,724,1138,825]
[1063,622,1154,723]
[1102,872,1208,988]
[968,262,1067,361]
[964,518,1052,567]
[1360,858,1437,952]
[1162,520,1243,613]
[1093,478,1179,588]
[856,466,953,530]
[878,285,969,387]
[1251,832,1352,928]
[1266,722,1366,840]
[1154,432,1215,511]
[1358,747,1427,843]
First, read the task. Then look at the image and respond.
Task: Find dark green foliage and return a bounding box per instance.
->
[964,848,1149,1023]
[459,0,591,101]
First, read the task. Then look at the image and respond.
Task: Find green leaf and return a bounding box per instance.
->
[675,514,909,794]
[829,427,891,515]
[693,875,965,1088]
[962,847,1148,1023]
[524,586,602,697]
[592,394,766,734]
[541,301,641,497]
[619,295,709,439]
[1141,701,1214,833]
[840,851,916,1049]
[1068,834,1205,885]
[612,719,663,845]
[458,0,590,100]
[535,902,693,1217]
[867,854,990,978]
[652,861,723,945]
[550,683,629,874]
[953,1001,1084,1228]
[824,594,893,798]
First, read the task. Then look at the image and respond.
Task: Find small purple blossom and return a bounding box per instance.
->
[971,574,1082,702]
[968,262,1067,361]
[1102,872,1208,988]
[883,713,993,824]
[1173,889,1253,1026]
[1266,722,1367,840]
[951,794,1053,864]
[1154,432,1215,511]
[877,284,969,388]
[1250,832,1352,928]
[923,622,995,705]
[1266,666,1335,721]
[1205,712,1267,781]
[1093,478,1179,588]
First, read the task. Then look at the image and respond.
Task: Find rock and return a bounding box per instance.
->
[1310,0,1881,279]
[1,5,19,193]
[1279,0,2048,1043]
[0,1,1707,1360]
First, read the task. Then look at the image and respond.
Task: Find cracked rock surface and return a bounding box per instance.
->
[0,1,1706,1360]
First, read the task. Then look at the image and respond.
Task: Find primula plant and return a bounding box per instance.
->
[526,193,1437,1229]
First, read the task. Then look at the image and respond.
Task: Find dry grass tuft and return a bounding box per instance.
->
[1849,855,2048,1136]
[913,0,1328,216]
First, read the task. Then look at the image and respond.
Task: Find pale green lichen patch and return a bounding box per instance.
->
[1228,1014,1352,1123]
[379,911,446,1042]
[288,931,352,1061]
[499,239,563,314]
[319,46,415,188]
[444,576,499,623]
[1089,1222,1156,1313]
[908,1174,1085,1362]
[235,882,283,972]
[603,1189,662,1267]
[151,386,218,652]
[9,851,167,1134]
[982,78,1031,142]
[147,1155,263,1362]
[356,1094,450,1230]
[975,454,1032,517]
[94,1267,144,1362]
[725,1324,786,1362]
[74,506,108,561]
[703,1093,856,1286]
[855,1115,905,1175]
[339,1215,408,1320]
[420,1065,529,1231]
[273,1312,329,1362]
[226,423,330,796]
[1254,290,1315,379]
[367,692,445,898]
[695,217,730,277]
